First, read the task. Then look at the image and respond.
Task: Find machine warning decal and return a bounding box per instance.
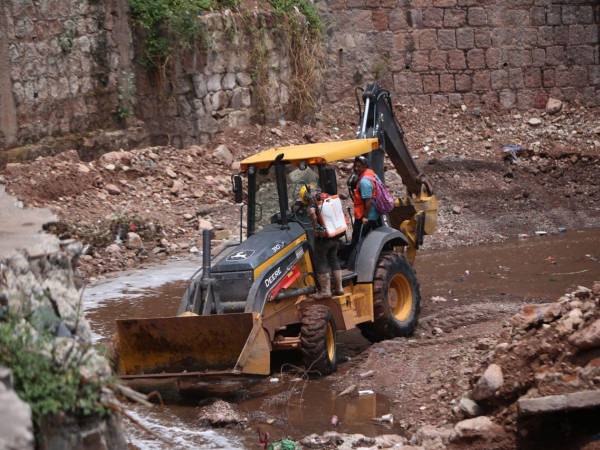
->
[226,250,255,261]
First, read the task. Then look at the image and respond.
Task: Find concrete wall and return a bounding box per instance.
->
[321,0,600,108]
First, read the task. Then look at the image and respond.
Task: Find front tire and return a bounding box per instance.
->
[359,252,421,342]
[300,305,337,375]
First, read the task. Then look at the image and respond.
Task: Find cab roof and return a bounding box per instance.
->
[239,138,379,171]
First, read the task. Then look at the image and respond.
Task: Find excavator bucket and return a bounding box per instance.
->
[116,312,271,379]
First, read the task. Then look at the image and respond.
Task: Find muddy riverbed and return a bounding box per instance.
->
[83,229,600,449]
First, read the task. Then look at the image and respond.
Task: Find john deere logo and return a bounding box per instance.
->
[226,250,255,261]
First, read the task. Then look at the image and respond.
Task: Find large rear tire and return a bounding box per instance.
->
[359,252,420,342]
[300,304,337,376]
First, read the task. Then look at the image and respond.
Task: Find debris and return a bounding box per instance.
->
[198,400,247,427]
[269,377,279,383]
[105,183,121,195]
[106,243,121,254]
[358,389,375,396]
[518,390,600,416]
[471,364,504,401]
[454,416,503,438]
[337,384,356,397]
[213,144,233,166]
[534,230,547,236]
[373,413,394,424]
[125,232,143,250]
[568,318,600,349]
[545,98,563,115]
[330,415,339,427]
[359,370,375,379]
[431,296,447,303]
[170,179,184,195]
[459,397,482,417]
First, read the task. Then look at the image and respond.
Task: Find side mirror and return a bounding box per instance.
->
[231,174,243,203]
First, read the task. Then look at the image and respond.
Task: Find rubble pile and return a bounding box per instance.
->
[442,282,600,448]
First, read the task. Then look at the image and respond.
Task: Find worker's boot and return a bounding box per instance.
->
[332,270,344,296]
[313,273,331,299]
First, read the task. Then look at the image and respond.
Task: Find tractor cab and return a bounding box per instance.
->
[233,138,382,270]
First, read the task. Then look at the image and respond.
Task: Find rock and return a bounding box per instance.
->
[77,163,90,174]
[165,167,177,179]
[412,424,455,446]
[99,150,133,166]
[459,397,482,417]
[270,128,283,137]
[337,384,356,397]
[451,205,462,214]
[0,372,34,450]
[528,117,542,127]
[545,98,563,115]
[472,364,504,401]
[190,246,199,253]
[359,370,375,379]
[125,232,143,250]
[300,433,332,448]
[569,319,600,349]
[375,434,406,448]
[518,390,600,416]
[170,179,184,195]
[105,183,121,195]
[454,416,503,439]
[106,243,121,254]
[198,218,213,230]
[213,144,233,166]
[199,400,246,427]
[183,213,194,220]
[511,303,562,328]
[557,308,583,334]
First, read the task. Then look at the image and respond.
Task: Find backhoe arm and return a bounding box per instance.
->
[358,83,438,262]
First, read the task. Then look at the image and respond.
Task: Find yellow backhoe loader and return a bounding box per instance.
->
[115,84,438,389]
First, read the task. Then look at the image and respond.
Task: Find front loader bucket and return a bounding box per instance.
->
[116,312,271,379]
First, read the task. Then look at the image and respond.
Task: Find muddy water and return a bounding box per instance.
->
[83,229,600,449]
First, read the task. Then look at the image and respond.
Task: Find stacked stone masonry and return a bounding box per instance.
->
[321,0,600,108]
[0,0,134,151]
[134,13,292,147]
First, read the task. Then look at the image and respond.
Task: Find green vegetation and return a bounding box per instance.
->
[0,317,107,428]
[129,0,239,68]
[268,0,322,34]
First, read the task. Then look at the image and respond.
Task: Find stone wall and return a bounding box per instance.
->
[321,0,600,108]
[0,0,135,151]
[134,12,292,147]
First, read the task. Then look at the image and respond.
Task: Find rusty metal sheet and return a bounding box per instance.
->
[116,313,255,376]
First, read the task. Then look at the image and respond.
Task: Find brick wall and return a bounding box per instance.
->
[321,0,600,108]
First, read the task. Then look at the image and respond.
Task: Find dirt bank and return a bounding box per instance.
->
[1,99,599,279]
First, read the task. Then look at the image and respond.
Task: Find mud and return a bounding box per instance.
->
[83,228,600,448]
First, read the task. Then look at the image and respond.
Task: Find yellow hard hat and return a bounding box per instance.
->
[299,183,317,204]
[299,185,310,204]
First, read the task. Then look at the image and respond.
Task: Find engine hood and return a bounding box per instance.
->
[213,222,306,273]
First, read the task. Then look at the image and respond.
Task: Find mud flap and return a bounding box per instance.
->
[116,312,271,378]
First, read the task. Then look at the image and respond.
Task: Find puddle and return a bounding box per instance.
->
[83,228,600,448]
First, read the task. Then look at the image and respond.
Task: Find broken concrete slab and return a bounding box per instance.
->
[518,390,600,416]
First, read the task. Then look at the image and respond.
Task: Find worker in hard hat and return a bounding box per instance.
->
[299,184,344,299]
